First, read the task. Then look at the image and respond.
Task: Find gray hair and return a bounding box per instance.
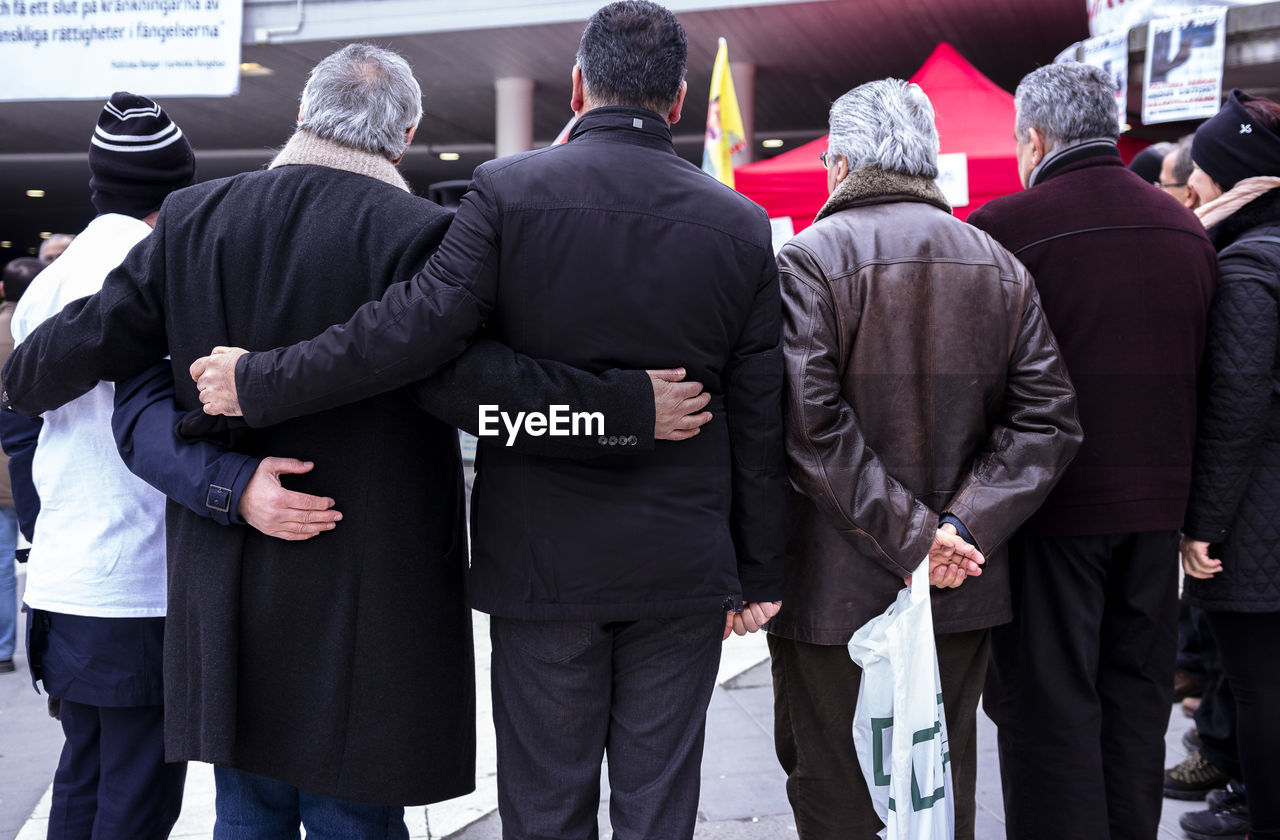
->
[298,44,423,161]
[1169,134,1194,182]
[37,233,75,264]
[828,79,939,179]
[1015,63,1119,148]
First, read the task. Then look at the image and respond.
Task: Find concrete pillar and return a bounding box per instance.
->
[495,77,535,158]
[730,61,756,163]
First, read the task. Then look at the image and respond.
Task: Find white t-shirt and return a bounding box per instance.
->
[12,213,168,617]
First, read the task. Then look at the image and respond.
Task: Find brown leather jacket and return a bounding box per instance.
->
[769,168,1082,643]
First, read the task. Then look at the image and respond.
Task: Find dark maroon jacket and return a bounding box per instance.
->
[968,149,1218,536]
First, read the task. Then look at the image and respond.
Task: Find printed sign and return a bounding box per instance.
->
[1141,7,1226,124]
[1082,32,1130,131]
[935,152,969,209]
[0,0,243,101]
[769,216,795,255]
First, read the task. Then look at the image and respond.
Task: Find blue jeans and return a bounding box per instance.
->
[213,766,410,840]
[489,614,725,840]
[0,506,18,662]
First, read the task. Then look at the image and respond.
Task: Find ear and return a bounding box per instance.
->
[667,80,688,126]
[571,65,586,115]
[833,155,850,188]
[1028,126,1048,165]
[390,125,417,165]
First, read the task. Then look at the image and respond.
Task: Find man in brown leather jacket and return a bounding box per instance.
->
[767,79,1082,840]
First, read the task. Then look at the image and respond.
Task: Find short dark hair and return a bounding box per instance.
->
[576,1,687,115]
[2,257,43,303]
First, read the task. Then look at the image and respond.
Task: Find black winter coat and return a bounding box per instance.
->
[1,160,654,804]
[1184,187,1280,612]
[232,107,789,619]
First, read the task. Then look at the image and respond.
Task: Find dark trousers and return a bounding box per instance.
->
[1207,610,1280,840]
[212,766,408,840]
[49,699,186,840]
[1175,593,1204,677]
[768,629,990,840]
[985,530,1178,840]
[489,614,724,840]
[1190,606,1239,777]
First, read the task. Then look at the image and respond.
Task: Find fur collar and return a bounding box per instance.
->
[269,130,410,192]
[815,165,950,222]
[1205,183,1280,250]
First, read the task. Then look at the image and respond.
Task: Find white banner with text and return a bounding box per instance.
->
[0,0,242,101]
[1141,7,1226,125]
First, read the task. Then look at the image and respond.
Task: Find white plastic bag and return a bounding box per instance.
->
[847,557,954,840]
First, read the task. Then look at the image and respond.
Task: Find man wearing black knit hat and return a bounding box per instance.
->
[0,91,194,840]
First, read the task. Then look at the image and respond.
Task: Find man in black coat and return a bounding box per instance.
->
[189,3,787,837]
[0,44,703,837]
[967,63,1219,839]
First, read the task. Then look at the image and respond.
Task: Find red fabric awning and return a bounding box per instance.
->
[735,42,1023,230]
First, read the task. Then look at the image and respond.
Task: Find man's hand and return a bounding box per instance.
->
[914,523,984,590]
[239,457,342,541]
[191,346,248,417]
[1181,537,1222,579]
[723,600,782,639]
[648,368,712,441]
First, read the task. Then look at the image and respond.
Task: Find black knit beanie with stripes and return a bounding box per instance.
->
[88,92,196,218]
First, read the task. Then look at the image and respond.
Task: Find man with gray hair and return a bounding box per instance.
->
[141,2,786,837]
[3,41,695,837]
[968,62,1218,839]
[37,234,74,265]
[766,77,1081,839]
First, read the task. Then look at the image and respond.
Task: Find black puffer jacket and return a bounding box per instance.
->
[1184,187,1280,612]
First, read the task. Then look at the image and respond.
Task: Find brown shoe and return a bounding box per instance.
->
[1182,696,1202,717]
[1165,750,1230,800]
[1174,669,1206,701]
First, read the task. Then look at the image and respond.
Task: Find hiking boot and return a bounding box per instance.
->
[1205,780,1246,813]
[1179,789,1249,840]
[1165,751,1231,800]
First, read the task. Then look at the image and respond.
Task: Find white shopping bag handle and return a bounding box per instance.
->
[909,556,930,601]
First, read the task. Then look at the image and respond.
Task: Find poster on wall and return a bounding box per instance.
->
[0,0,243,101]
[1082,32,1129,131]
[935,152,969,209]
[1141,7,1226,124]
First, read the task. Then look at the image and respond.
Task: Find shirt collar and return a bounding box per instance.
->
[568,106,674,151]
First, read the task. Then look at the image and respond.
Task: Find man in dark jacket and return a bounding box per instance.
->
[0,44,693,837]
[183,3,787,837]
[967,63,1219,840]
[768,78,1081,840]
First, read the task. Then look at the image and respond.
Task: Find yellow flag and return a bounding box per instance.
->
[702,38,747,188]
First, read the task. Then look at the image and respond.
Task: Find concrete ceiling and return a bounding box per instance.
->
[3,0,1096,257]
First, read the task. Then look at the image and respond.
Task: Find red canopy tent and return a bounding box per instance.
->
[736,42,1023,230]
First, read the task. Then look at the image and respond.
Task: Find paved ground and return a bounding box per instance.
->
[0,580,1214,840]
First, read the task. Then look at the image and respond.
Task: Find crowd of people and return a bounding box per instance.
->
[0,2,1278,839]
